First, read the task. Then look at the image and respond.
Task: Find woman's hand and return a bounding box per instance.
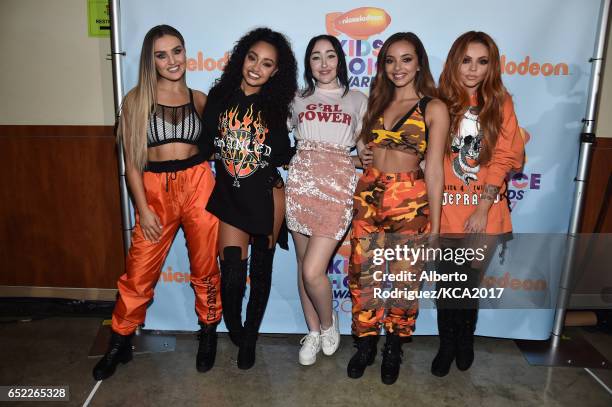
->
[464,206,488,233]
[358,142,374,168]
[139,207,163,242]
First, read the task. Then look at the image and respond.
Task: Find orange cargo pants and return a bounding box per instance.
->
[112,159,221,335]
[349,167,429,337]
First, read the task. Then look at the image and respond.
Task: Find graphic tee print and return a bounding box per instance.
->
[451,107,483,186]
[215,104,271,187]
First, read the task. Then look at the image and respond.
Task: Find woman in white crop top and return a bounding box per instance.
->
[285,35,368,366]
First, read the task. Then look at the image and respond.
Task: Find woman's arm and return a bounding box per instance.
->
[354,93,372,168]
[465,94,524,233]
[424,99,450,235]
[198,89,217,161]
[270,117,295,167]
[124,152,163,242]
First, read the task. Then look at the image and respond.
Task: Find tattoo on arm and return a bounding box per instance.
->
[481,184,500,201]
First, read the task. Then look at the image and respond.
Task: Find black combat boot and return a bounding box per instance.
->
[347,335,378,379]
[380,334,403,385]
[92,331,133,380]
[196,322,218,373]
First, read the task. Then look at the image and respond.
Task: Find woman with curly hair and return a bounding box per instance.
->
[92,25,221,380]
[431,31,524,377]
[199,27,297,370]
[347,32,448,385]
[285,35,368,366]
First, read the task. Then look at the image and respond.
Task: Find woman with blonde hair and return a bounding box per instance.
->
[92,25,221,380]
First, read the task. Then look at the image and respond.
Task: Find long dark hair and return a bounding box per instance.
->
[210,27,298,124]
[360,32,437,143]
[301,34,349,97]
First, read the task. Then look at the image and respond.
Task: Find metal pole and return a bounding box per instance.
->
[551,0,610,340]
[109,0,132,253]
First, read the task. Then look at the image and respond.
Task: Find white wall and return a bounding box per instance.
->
[0,0,114,125]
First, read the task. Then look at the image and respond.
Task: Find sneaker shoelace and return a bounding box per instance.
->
[300,333,319,351]
[320,328,337,349]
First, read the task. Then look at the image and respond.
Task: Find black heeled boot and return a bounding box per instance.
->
[347,335,378,379]
[431,308,457,377]
[92,331,133,380]
[239,238,275,370]
[380,334,403,385]
[455,308,477,371]
[220,247,248,347]
[196,322,218,373]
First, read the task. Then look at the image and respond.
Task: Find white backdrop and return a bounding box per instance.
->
[117,0,602,339]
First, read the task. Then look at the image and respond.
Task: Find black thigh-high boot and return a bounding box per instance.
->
[455,307,478,370]
[239,236,275,369]
[431,308,456,377]
[455,264,479,371]
[220,246,248,347]
[431,258,459,377]
[92,331,134,380]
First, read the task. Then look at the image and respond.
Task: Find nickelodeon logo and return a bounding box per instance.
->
[160,267,190,283]
[187,51,229,72]
[501,55,568,76]
[482,272,547,291]
[326,7,391,40]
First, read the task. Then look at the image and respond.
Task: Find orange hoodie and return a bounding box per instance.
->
[440,94,525,234]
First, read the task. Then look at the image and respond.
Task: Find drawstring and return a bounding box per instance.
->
[165,171,177,192]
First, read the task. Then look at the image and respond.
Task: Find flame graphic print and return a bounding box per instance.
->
[215,104,272,187]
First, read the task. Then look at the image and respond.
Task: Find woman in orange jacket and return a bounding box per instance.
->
[432,31,525,377]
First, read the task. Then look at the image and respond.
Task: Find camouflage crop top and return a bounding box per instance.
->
[369,96,431,160]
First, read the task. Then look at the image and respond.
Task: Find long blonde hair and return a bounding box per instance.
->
[117,25,185,171]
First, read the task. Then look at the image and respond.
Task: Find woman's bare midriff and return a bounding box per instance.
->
[147,143,200,162]
[371,147,421,173]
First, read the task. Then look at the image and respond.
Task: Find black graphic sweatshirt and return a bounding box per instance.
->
[200,87,293,238]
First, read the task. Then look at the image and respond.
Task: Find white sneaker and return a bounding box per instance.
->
[321,311,340,356]
[299,332,321,366]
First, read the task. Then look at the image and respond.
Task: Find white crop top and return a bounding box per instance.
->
[289,86,368,147]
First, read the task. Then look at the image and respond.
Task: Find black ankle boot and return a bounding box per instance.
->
[92,331,133,380]
[431,308,457,377]
[220,247,248,347]
[455,308,477,371]
[238,238,275,370]
[347,335,378,379]
[380,334,403,385]
[196,322,218,373]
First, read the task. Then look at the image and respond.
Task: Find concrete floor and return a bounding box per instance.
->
[0,317,611,407]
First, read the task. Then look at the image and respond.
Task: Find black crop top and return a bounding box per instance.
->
[147,89,202,148]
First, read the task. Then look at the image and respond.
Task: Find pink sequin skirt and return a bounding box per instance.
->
[286,140,358,240]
